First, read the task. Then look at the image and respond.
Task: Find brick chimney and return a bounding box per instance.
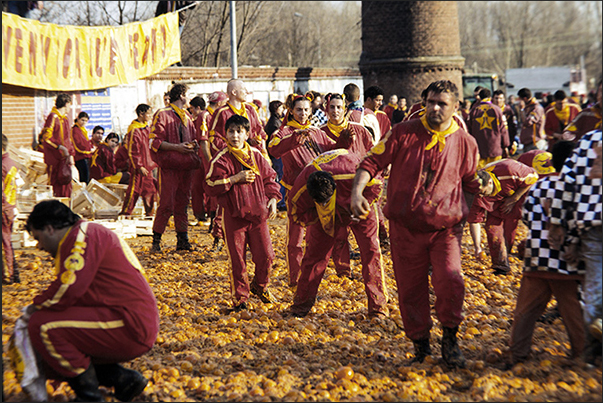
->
[359,1,465,104]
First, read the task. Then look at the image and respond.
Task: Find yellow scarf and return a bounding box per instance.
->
[287,118,311,130]
[52,106,67,121]
[422,115,459,152]
[127,120,147,135]
[315,190,337,237]
[75,122,88,138]
[553,104,570,125]
[170,103,190,125]
[326,118,350,137]
[388,102,397,109]
[484,167,502,196]
[227,141,260,175]
[228,102,249,120]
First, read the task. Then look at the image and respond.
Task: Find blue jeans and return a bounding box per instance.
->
[581,227,602,326]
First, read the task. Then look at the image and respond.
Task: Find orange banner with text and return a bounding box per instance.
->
[2,12,180,91]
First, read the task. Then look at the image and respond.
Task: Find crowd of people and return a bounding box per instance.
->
[2,76,601,401]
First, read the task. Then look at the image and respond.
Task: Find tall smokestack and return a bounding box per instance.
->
[359,1,465,104]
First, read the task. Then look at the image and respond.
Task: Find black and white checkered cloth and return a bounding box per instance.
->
[550,129,602,233]
[311,109,328,128]
[522,176,585,275]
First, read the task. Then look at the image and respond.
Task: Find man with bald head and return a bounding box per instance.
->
[208,79,269,159]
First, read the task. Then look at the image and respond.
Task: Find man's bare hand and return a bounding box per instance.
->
[232,170,256,184]
[350,193,370,220]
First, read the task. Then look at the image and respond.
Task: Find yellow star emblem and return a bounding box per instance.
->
[475,111,496,131]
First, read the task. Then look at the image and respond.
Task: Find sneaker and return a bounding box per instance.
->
[251,284,275,304]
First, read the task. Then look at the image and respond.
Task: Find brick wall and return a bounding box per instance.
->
[359,1,464,103]
[2,84,37,149]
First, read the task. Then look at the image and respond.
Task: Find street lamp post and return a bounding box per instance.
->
[294,12,321,67]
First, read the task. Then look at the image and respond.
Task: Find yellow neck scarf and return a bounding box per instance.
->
[287,118,311,130]
[553,104,570,125]
[484,167,502,196]
[228,102,249,120]
[52,107,67,121]
[227,141,260,175]
[326,118,349,137]
[388,102,397,109]
[170,103,190,125]
[127,120,147,135]
[315,191,337,237]
[422,115,460,152]
[75,122,88,137]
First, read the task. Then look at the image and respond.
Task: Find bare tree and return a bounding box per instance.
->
[458,1,602,89]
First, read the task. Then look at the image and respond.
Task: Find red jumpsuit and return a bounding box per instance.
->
[205,146,281,305]
[469,98,509,163]
[208,102,268,240]
[200,107,221,233]
[191,110,211,221]
[562,103,601,142]
[375,110,392,139]
[358,116,479,341]
[268,123,341,285]
[89,142,119,182]
[288,149,388,317]
[71,124,94,183]
[517,149,555,178]
[383,103,397,123]
[41,107,74,197]
[28,221,159,378]
[114,145,130,173]
[121,120,157,216]
[321,120,380,273]
[544,103,581,150]
[519,98,546,150]
[403,102,423,122]
[150,106,201,234]
[468,159,539,272]
[2,152,18,283]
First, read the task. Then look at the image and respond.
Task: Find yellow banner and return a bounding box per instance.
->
[2,12,180,91]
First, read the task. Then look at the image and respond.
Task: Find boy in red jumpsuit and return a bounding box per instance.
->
[287,149,389,318]
[205,115,281,311]
[89,132,130,184]
[24,200,159,402]
[352,80,480,368]
[150,83,201,252]
[70,111,94,184]
[207,80,268,252]
[468,159,539,275]
[120,104,157,216]
[268,95,348,286]
[40,93,75,197]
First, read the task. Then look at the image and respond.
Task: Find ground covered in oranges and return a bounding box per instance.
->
[2,212,602,402]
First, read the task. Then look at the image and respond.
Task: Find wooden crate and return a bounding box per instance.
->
[94,208,121,220]
[16,185,54,214]
[86,179,121,208]
[103,184,128,201]
[72,189,95,218]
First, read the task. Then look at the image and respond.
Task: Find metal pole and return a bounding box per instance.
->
[230,1,238,79]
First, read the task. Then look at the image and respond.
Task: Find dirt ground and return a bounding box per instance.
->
[2,212,602,402]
